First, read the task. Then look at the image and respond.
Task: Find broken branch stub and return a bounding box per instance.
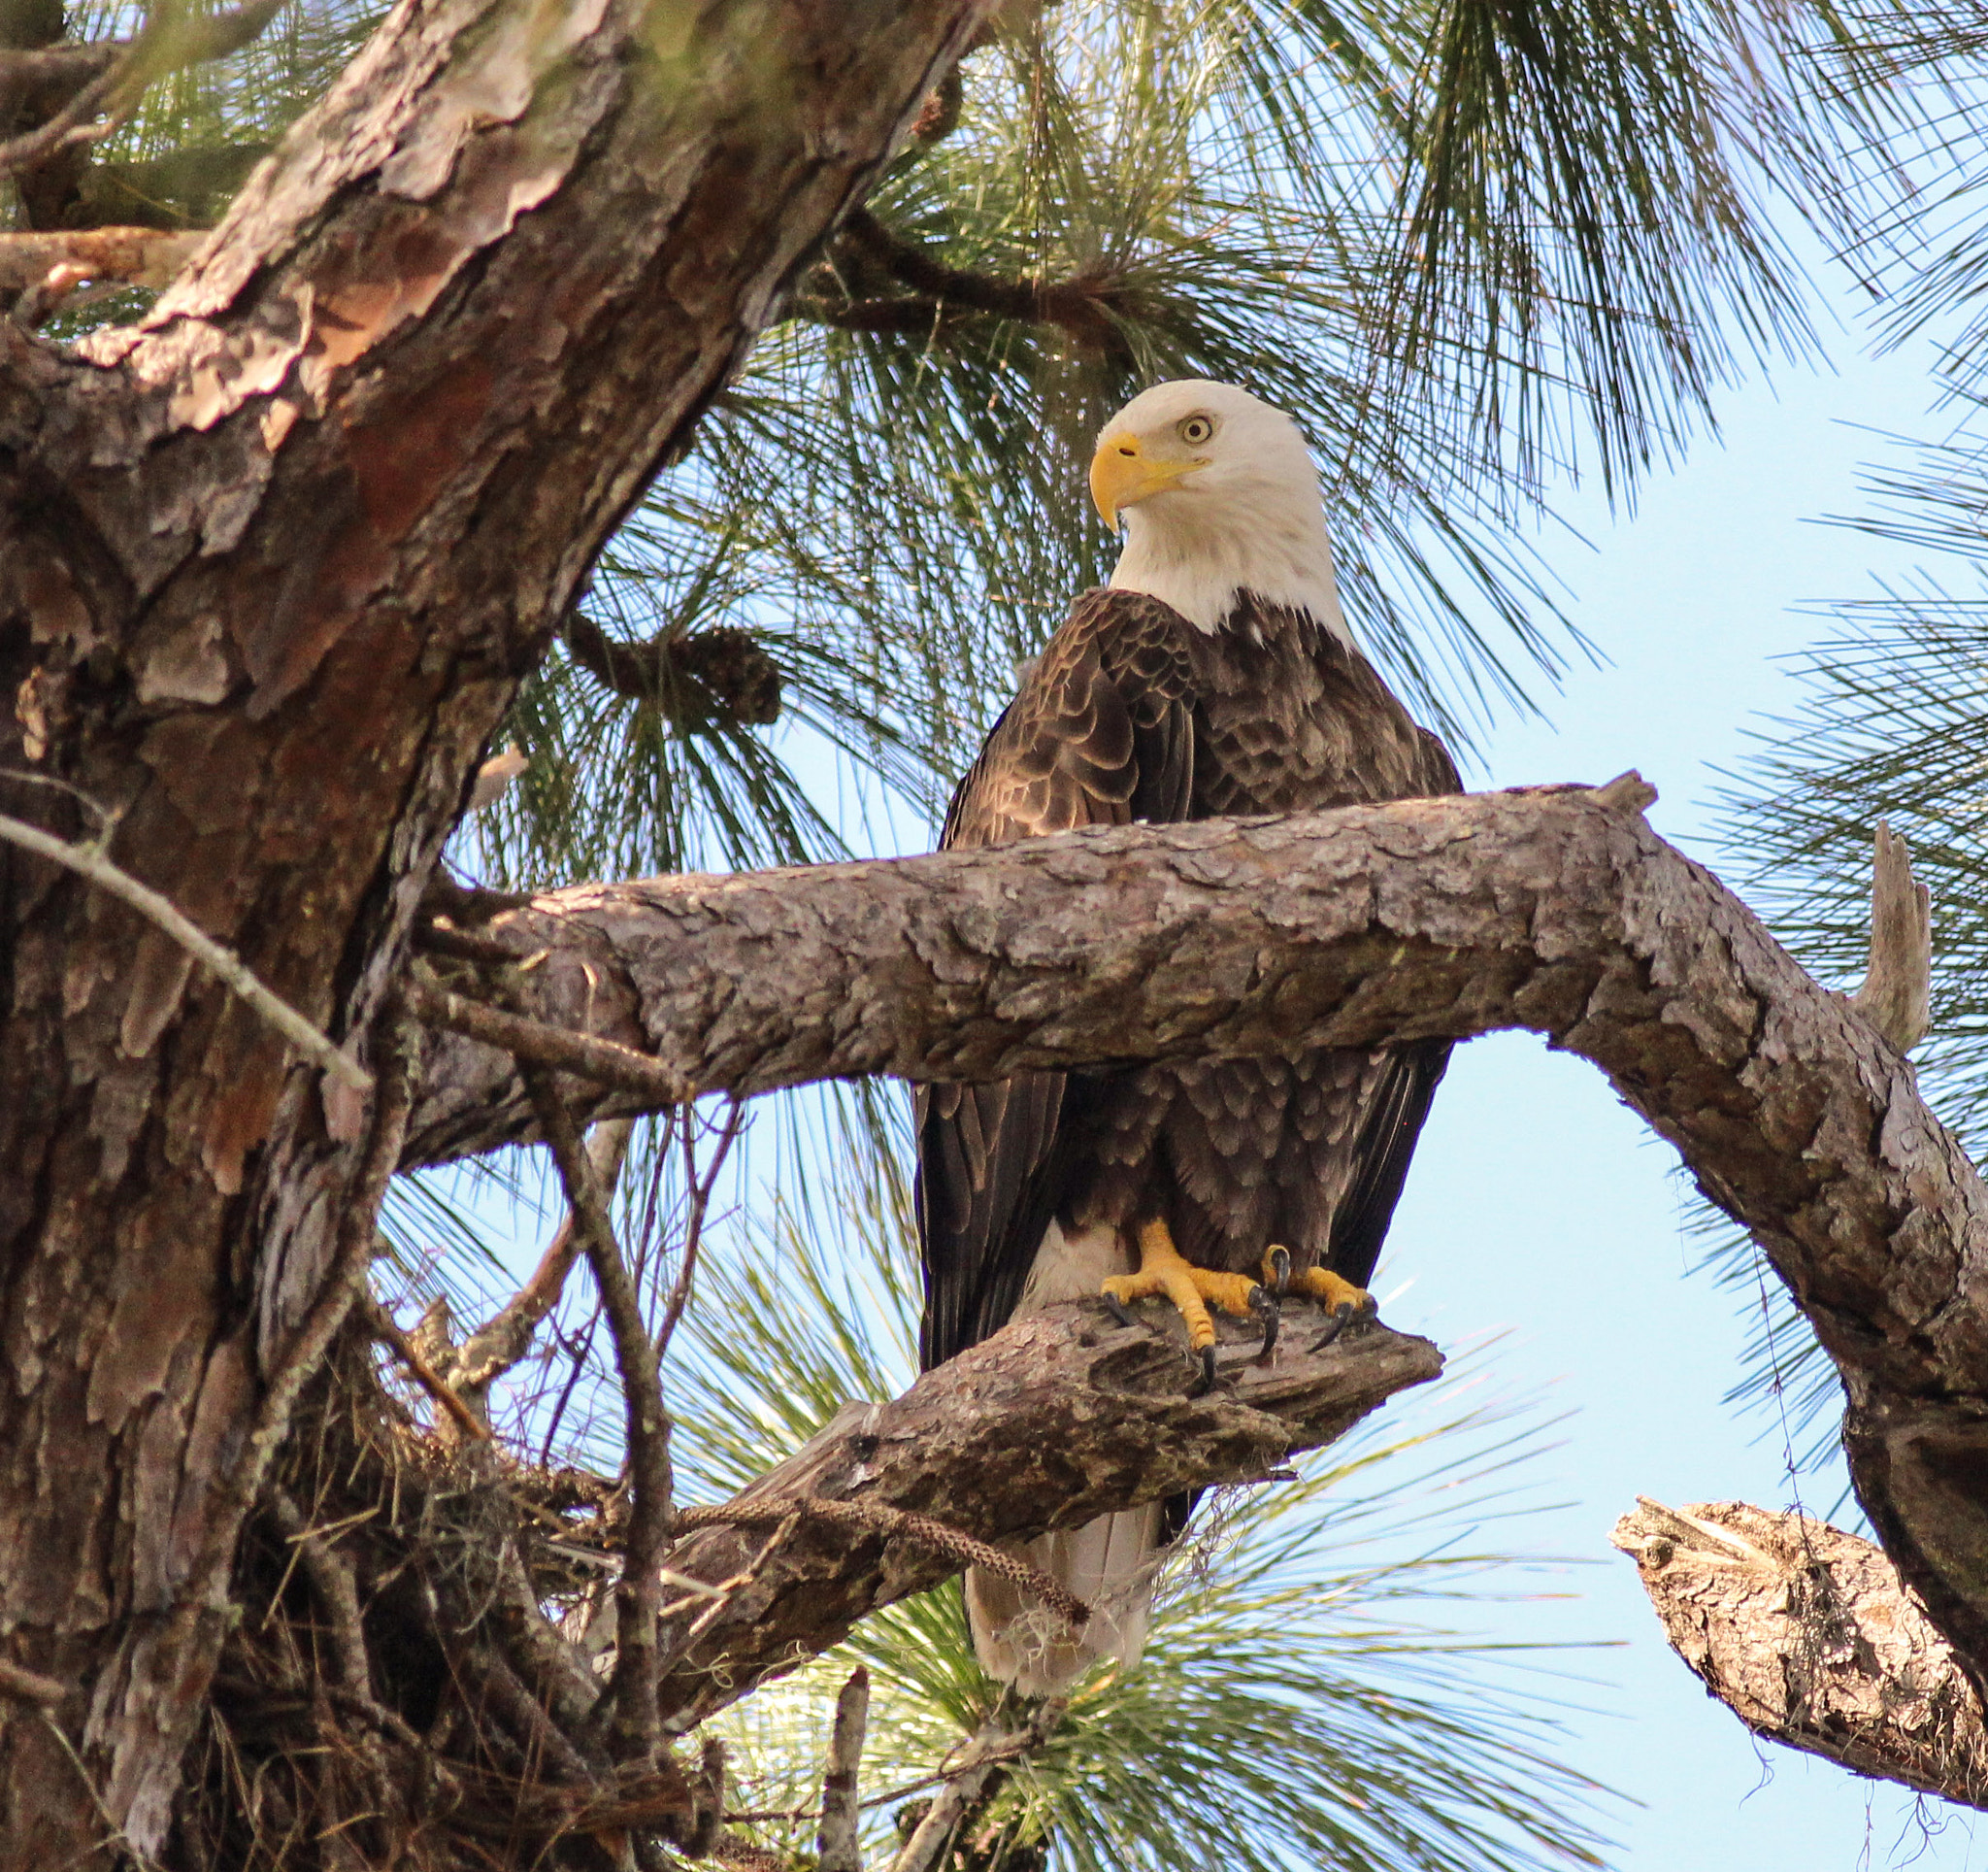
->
[1612,1498,1988,1808]
[1852,821,1932,1053]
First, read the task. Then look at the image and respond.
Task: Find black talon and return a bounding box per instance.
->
[1268,1246,1291,1300]
[1309,1300,1356,1354]
[1188,1344,1217,1396]
[1249,1281,1281,1361]
[1104,1292,1138,1330]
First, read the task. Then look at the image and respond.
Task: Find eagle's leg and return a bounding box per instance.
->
[1260,1250,1376,1352]
[1103,1220,1262,1390]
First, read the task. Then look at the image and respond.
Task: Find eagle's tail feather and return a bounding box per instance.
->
[965,1503,1163,1697]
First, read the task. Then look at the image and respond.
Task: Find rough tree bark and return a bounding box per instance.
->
[1612,1497,1988,1807]
[407,786,1988,1717]
[650,1296,1441,1731]
[0,0,996,1859]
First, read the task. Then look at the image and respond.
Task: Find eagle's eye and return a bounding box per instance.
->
[1177,415,1214,446]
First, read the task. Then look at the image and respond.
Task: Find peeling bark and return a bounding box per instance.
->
[405,786,1988,1705]
[1612,1498,1988,1808]
[0,0,996,1859]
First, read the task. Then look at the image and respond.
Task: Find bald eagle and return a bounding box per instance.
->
[913,382,1460,1694]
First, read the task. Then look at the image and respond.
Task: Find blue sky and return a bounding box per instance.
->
[1375,309,1980,1867]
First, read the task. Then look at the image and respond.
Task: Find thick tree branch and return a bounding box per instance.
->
[401,783,1988,1703]
[1613,1498,1988,1808]
[650,1297,1441,1730]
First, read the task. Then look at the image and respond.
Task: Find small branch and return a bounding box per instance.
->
[0,225,204,290]
[0,0,283,182]
[652,1300,1437,1730]
[0,811,370,1091]
[656,1101,741,1362]
[361,1295,492,1442]
[890,1699,1066,1872]
[815,1666,870,1872]
[670,1496,1090,1626]
[267,1486,374,1701]
[1852,821,1932,1053]
[452,1118,635,1397]
[528,1071,671,1751]
[409,970,686,1107]
[0,1656,66,1706]
[1612,1497,1988,1807]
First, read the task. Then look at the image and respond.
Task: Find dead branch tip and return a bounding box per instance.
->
[1588,770,1658,817]
[815,1665,871,1872]
[1852,821,1932,1053]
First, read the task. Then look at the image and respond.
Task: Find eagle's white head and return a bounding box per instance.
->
[1089,379,1349,643]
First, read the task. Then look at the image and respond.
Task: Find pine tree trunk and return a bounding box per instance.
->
[0,2,992,1859]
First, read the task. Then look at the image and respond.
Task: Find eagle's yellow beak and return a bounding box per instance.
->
[1090,433,1200,528]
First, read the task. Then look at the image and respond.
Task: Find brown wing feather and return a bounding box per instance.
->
[916,590,1198,1370]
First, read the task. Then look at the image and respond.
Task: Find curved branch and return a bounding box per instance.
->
[402,782,1988,1698]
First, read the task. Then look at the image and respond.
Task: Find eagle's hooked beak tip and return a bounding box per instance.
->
[1089,434,1141,530]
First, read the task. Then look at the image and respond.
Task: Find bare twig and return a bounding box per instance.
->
[669,1496,1090,1627]
[453,1119,634,1398]
[656,1101,742,1361]
[266,1487,373,1700]
[1853,821,1932,1053]
[0,1656,66,1706]
[528,1071,671,1751]
[410,969,686,1105]
[0,811,370,1091]
[815,1666,869,1872]
[361,1294,492,1441]
[537,1305,602,1471]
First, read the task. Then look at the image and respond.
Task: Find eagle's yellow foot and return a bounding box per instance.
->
[1261,1247,1377,1353]
[1103,1220,1262,1391]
